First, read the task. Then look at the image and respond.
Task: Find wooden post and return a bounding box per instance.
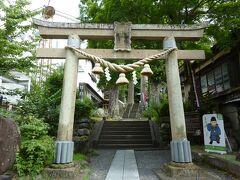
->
[55,35,81,164]
[164,37,192,163]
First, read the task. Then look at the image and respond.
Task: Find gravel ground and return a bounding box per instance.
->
[135,150,171,180]
[89,150,116,180]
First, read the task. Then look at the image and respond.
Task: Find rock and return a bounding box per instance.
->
[0,175,11,180]
[0,116,20,174]
[233,131,240,145]
[78,123,90,129]
[228,137,239,151]
[161,123,170,128]
[236,152,240,161]
[79,118,90,123]
[76,129,90,136]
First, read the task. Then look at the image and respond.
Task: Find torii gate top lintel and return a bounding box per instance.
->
[33,18,206,40]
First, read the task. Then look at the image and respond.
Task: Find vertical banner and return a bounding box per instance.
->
[202,114,226,154]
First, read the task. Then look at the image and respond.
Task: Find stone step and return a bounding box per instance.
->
[104,121,148,124]
[103,125,149,129]
[100,135,152,140]
[102,131,150,135]
[103,126,148,129]
[99,139,152,144]
[104,123,149,128]
[97,120,154,149]
[98,144,154,149]
[103,127,150,131]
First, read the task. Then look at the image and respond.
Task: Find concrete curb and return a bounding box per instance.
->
[192,150,240,178]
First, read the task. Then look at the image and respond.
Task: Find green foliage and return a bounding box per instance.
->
[15,115,54,177]
[73,153,87,161]
[18,115,49,139]
[75,98,95,119]
[0,108,54,177]
[74,135,89,142]
[144,94,195,123]
[17,68,64,136]
[144,94,169,124]
[80,0,240,92]
[183,100,195,112]
[15,115,54,176]
[199,92,218,114]
[79,0,218,88]
[0,0,39,75]
[207,0,240,49]
[15,136,54,177]
[18,67,96,136]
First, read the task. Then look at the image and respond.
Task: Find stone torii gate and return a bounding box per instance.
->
[33,18,205,165]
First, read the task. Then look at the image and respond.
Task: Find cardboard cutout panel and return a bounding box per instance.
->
[203,114,226,154]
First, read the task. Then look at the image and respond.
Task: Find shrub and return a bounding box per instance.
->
[144,94,169,124]
[144,94,196,124]
[183,100,195,112]
[15,136,54,177]
[16,68,63,136]
[0,108,54,177]
[15,114,54,177]
[75,98,95,120]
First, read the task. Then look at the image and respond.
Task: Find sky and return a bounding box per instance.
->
[28,0,80,18]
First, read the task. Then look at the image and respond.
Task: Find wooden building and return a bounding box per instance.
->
[181,43,240,148]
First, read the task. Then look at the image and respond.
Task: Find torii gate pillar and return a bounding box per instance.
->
[164,37,192,163]
[55,35,80,164]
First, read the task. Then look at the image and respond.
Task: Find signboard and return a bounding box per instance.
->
[202,114,226,154]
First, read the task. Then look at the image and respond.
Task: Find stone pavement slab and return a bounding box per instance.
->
[105,150,140,180]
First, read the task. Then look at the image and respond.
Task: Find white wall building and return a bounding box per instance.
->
[78,60,103,103]
[0,72,31,105]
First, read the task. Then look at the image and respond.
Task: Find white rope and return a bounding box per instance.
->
[65,46,177,73]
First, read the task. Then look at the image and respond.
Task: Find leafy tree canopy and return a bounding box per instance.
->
[0,0,39,75]
[80,0,239,86]
[81,0,239,47]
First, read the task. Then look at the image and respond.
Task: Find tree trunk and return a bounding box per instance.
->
[108,86,119,117]
[149,81,161,104]
[127,80,134,104]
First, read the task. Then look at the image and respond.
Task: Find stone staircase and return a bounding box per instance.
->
[122,103,139,119]
[122,104,132,118]
[129,103,139,118]
[97,121,155,149]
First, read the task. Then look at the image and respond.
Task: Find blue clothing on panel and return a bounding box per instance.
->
[207,123,221,143]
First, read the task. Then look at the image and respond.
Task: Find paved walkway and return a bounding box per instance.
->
[90,150,170,180]
[105,150,140,180]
